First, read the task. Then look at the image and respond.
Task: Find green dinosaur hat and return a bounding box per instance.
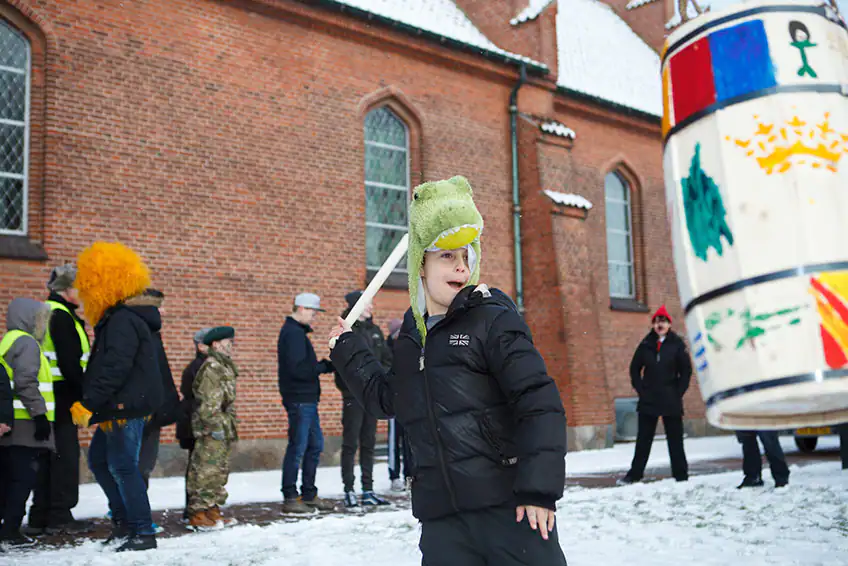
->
[408,176,484,341]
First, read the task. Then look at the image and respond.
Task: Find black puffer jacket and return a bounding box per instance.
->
[331,286,567,521]
[177,352,206,447]
[334,314,392,398]
[630,330,692,417]
[83,304,165,424]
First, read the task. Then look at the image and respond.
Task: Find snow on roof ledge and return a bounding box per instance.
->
[330,0,547,70]
[544,190,593,209]
[556,0,662,117]
[511,0,556,25]
[540,121,577,139]
[626,0,659,9]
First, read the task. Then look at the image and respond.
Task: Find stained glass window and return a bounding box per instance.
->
[0,19,29,235]
[365,107,409,273]
[606,172,635,298]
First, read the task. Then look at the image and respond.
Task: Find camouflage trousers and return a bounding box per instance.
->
[186,437,231,514]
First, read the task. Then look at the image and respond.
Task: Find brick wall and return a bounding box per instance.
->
[0,0,518,442]
[0,0,704,452]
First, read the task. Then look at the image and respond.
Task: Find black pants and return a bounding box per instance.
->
[183,445,194,519]
[138,425,161,489]
[627,413,688,481]
[29,420,80,527]
[735,431,790,483]
[838,423,848,470]
[341,397,376,492]
[0,446,45,534]
[388,418,412,480]
[419,506,567,566]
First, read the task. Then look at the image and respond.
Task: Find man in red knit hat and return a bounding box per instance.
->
[618,305,692,485]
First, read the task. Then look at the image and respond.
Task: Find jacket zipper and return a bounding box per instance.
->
[408,320,461,514]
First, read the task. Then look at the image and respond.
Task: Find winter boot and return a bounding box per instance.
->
[343,491,359,508]
[616,475,640,486]
[116,534,157,552]
[207,506,237,527]
[736,476,765,489]
[302,496,336,511]
[361,491,389,506]
[103,521,130,546]
[189,510,220,530]
[0,530,36,549]
[282,498,312,514]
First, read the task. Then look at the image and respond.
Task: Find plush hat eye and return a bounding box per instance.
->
[413,193,419,200]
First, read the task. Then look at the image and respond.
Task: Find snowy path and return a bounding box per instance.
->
[64,434,840,521]
[6,460,847,565]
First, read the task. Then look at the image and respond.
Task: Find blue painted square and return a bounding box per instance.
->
[708,20,776,102]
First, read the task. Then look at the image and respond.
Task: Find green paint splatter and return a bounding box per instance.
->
[703,305,806,350]
[682,144,734,262]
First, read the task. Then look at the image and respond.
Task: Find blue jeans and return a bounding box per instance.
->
[88,419,154,535]
[281,402,324,501]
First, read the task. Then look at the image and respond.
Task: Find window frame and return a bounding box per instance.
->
[0,18,30,236]
[605,171,636,300]
[364,106,411,276]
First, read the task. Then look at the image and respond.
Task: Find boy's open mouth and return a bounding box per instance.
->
[447,281,465,290]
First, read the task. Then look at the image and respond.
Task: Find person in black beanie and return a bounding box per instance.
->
[335,291,392,507]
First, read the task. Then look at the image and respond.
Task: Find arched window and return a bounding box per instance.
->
[364,107,409,275]
[605,171,635,299]
[0,18,30,235]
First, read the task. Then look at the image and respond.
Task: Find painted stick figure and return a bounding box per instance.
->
[789,21,818,78]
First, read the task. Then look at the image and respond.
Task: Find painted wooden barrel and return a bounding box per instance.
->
[662,0,848,429]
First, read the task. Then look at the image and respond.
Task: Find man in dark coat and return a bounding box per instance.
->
[619,305,692,484]
[27,265,94,535]
[277,292,335,513]
[335,290,392,507]
[71,242,164,552]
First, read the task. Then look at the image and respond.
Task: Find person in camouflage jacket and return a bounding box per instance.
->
[186,326,238,530]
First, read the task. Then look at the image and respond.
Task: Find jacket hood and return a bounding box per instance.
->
[6,298,51,342]
[123,304,162,333]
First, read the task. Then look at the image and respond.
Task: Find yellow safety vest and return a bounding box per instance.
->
[0,330,55,421]
[42,301,90,383]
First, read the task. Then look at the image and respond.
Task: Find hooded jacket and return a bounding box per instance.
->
[0,298,55,450]
[331,286,567,521]
[122,294,181,429]
[46,291,88,424]
[630,329,692,417]
[83,302,164,424]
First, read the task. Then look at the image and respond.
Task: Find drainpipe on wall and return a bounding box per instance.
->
[509,63,527,315]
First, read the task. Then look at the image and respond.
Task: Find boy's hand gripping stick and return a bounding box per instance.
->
[329,233,409,349]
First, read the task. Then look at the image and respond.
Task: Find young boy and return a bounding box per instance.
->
[329,176,568,565]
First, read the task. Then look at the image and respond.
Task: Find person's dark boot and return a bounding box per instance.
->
[736,476,765,489]
[774,479,789,488]
[616,475,640,486]
[116,534,156,552]
[103,520,130,546]
[0,530,37,548]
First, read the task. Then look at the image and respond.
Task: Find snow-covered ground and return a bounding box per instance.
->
[8,435,846,565]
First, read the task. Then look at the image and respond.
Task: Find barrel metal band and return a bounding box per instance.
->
[683,260,848,315]
[662,83,847,146]
[705,368,848,408]
[663,4,845,63]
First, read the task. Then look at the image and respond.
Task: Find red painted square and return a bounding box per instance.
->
[669,37,717,124]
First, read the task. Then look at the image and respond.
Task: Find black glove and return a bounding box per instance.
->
[33,414,51,441]
[319,359,335,374]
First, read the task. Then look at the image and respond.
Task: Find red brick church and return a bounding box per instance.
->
[0,0,712,474]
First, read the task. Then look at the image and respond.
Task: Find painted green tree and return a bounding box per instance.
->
[682,143,734,261]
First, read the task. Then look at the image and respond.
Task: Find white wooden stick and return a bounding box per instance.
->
[329,233,409,348]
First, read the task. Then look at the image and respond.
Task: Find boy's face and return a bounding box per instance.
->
[652,316,670,337]
[360,300,373,321]
[213,338,233,357]
[420,248,471,311]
